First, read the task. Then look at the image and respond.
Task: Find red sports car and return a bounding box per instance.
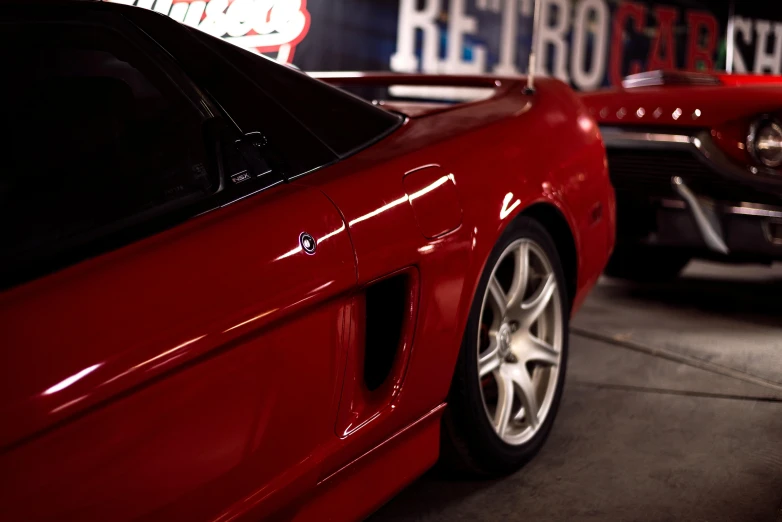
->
[582,70,782,281]
[0,2,614,520]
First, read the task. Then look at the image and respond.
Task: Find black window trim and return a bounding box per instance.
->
[119,7,338,184]
[180,25,404,162]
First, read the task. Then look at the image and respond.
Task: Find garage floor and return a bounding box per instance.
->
[371,261,782,522]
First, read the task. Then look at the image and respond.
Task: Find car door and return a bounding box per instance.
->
[0,11,355,522]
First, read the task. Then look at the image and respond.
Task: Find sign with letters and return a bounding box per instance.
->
[111,0,311,63]
[385,0,729,91]
[118,0,782,90]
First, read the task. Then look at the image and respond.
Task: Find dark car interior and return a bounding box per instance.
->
[0,28,214,264]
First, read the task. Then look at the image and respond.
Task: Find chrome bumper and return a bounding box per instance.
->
[602,127,782,259]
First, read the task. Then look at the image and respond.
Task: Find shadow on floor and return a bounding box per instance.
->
[597,271,782,330]
[369,467,501,521]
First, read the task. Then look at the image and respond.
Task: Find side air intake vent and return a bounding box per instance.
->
[334,267,419,437]
[364,273,409,391]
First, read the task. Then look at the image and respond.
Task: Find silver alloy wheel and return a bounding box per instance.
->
[477,238,563,446]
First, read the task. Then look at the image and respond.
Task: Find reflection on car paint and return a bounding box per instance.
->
[500,192,521,220]
[43,363,103,396]
[223,309,280,333]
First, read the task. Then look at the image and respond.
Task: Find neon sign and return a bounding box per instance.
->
[112,0,311,64]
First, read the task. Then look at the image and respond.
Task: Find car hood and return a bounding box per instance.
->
[580,85,782,128]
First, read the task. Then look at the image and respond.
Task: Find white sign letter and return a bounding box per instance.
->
[732,16,752,73]
[441,0,487,73]
[495,0,520,75]
[536,0,571,82]
[391,0,441,73]
[571,0,608,90]
[753,20,782,74]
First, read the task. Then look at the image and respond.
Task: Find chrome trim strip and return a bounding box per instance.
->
[660,198,782,218]
[600,127,694,150]
[671,176,729,254]
[727,203,782,218]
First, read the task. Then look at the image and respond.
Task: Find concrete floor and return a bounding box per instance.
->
[371,261,782,522]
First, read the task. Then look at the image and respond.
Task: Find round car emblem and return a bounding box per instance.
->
[498,324,512,357]
[300,232,317,255]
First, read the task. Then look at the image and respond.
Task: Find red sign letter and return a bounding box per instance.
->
[610,1,647,86]
[648,6,677,71]
[686,11,718,71]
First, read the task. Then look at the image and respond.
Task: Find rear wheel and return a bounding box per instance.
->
[442,217,568,475]
[604,244,690,282]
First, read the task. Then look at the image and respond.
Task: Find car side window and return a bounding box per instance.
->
[119,6,401,176]
[0,22,218,282]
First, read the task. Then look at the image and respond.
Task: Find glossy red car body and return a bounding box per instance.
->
[0,12,614,521]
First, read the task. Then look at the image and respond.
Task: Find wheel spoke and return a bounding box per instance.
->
[487,276,507,316]
[521,273,556,328]
[525,335,559,366]
[509,364,539,429]
[478,339,502,378]
[506,243,530,308]
[494,367,515,437]
[477,239,564,444]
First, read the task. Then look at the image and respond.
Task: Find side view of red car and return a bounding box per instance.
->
[0,2,614,520]
[582,70,782,281]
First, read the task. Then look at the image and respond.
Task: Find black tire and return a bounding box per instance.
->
[604,244,690,282]
[440,217,570,476]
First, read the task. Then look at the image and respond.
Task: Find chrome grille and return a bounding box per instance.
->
[606,149,782,205]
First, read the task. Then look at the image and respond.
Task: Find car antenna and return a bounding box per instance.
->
[523,0,542,95]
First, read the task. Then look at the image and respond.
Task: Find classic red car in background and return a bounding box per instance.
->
[0,2,614,520]
[581,70,782,281]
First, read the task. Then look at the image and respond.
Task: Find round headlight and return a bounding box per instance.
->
[749,118,782,168]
